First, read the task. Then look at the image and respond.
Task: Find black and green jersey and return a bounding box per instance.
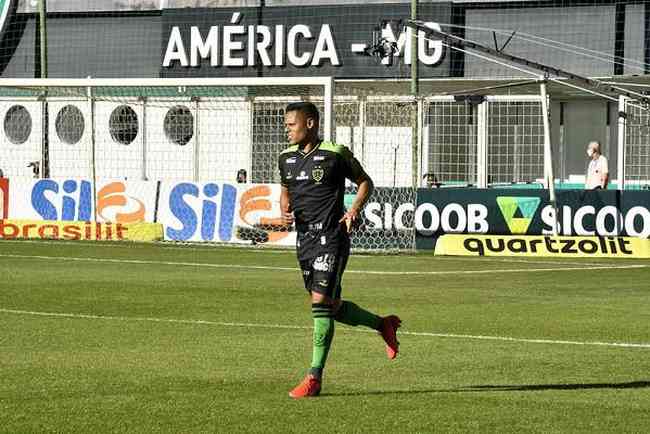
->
[278,141,366,236]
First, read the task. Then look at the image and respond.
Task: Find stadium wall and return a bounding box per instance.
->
[1,1,643,79]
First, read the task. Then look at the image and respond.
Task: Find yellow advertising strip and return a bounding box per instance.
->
[434,234,650,259]
[0,219,163,242]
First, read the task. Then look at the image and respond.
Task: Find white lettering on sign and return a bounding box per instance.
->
[162,13,440,69]
[163,26,187,67]
[287,24,312,66]
[380,21,444,66]
[366,201,489,236]
[540,204,650,238]
[191,26,218,67]
[366,200,650,240]
[163,14,341,68]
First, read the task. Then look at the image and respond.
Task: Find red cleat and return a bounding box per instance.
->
[289,374,321,399]
[380,315,401,359]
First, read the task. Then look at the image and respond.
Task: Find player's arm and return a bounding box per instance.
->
[278,154,294,225]
[349,173,373,215]
[280,185,294,225]
[601,158,609,189]
[339,149,374,233]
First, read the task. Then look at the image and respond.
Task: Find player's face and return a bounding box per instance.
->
[285,110,315,145]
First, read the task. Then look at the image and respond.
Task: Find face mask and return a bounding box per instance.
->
[587,149,594,157]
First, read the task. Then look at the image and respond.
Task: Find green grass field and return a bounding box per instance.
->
[1,240,650,433]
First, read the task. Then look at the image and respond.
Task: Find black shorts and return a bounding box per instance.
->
[299,247,350,299]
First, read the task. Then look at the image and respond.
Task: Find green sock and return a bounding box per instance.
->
[334,300,382,330]
[310,303,335,379]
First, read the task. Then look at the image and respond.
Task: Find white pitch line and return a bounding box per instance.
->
[1,308,649,349]
[398,331,650,349]
[0,308,309,330]
[0,239,293,255]
[410,256,609,267]
[0,253,297,272]
[0,239,618,266]
[0,253,648,275]
[0,239,622,267]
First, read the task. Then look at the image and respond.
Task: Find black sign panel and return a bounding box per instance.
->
[160,3,452,78]
[415,188,650,250]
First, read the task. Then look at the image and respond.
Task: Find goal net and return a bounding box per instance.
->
[0,77,421,250]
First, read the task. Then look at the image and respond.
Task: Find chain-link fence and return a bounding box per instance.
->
[623,99,650,190]
[0,80,550,188]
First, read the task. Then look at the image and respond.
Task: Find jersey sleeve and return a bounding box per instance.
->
[601,156,609,174]
[339,146,368,184]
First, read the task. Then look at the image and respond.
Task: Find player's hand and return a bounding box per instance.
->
[339,208,359,234]
[281,210,294,226]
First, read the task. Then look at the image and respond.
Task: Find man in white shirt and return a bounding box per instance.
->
[585,141,609,189]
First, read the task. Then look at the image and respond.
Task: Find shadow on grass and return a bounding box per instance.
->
[321,381,650,397]
[467,381,650,392]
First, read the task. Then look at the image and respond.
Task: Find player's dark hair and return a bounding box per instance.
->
[285,101,320,124]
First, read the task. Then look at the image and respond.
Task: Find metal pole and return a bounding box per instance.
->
[247,97,254,184]
[39,0,47,78]
[476,102,488,188]
[40,95,48,178]
[141,97,148,181]
[410,0,419,188]
[410,0,418,97]
[540,81,558,235]
[411,101,419,188]
[513,123,520,183]
[417,98,424,185]
[323,76,334,142]
[193,97,200,182]
[87,80,98,222]
[617,95,626,191]
[393,145,398,187]
[39,0,49,178]
[559,102,565,183]
[359,96,366,165]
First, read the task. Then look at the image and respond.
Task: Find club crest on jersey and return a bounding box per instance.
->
[312,165,324,183]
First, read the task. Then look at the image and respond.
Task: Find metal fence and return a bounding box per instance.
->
[7,78,649,190]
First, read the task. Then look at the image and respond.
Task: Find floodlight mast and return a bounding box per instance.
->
[405,20,650,106]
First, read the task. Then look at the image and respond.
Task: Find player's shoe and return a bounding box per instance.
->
[380,315,401,360]
[289,374,321,399]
